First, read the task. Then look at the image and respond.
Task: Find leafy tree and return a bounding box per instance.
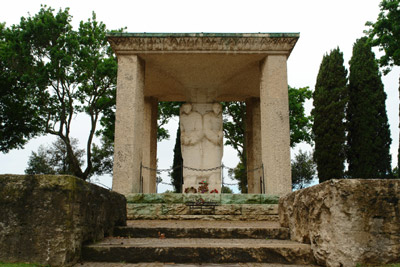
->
[347,37,392,178]
[366,0,400,169]
[1,7,120,180]
[25,138,84,175]
[170,126,183,192]
[221,186,233,194]
[291,150,316,190]
[312,48,348,183]
[0,21,48,153]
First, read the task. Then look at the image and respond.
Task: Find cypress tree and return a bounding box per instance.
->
[347,37,392,178]
[170,126,183,192]
[312,48,348,183]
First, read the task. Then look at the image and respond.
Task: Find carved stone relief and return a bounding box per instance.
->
[180,102,223,192]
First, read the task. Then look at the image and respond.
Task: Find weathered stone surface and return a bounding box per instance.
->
[183,193,221,203]
[128,214,279,221]
[126,193,279,204]
[82,237,315,265]
[127,203,278,217]
[260,194,280,204]
[279,179,400,267]
[0,175,126,266]
[221,194,261,204]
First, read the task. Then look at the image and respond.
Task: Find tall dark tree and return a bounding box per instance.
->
[170,126,183,193]
[312,48,348,183]
[347,37,392,178]
[366,0,400,171]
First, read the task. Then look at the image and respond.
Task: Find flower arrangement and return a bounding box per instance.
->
[184,187,197,193]
[210,189,219,193]
[198,180,209,193]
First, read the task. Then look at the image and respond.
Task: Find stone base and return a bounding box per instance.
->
[0,175,126,266]
[279,179,400,267]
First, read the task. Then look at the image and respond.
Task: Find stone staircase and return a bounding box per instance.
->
[81,194,316,265]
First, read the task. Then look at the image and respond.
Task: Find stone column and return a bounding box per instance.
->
[142,97,158,193]
[259,55,292,196]
[112,55,145,195]
[245,97,262,194]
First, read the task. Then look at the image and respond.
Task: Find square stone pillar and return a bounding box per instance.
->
[142,97,158,193]
[259,55,292,196]
[245,97,262,194]
[112,55,145,195]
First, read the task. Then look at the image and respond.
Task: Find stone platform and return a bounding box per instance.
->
[126,193,279,220]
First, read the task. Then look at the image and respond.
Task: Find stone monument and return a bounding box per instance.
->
[180,102,223,192]
[107,33,299,196]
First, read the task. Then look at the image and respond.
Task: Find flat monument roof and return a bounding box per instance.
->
[107,32,300,38]
[107,32,300,101]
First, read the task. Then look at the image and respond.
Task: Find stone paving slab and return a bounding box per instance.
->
[87,238,309,248]
[82,238,314,265]
[127,214,279,221]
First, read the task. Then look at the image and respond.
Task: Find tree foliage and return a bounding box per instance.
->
[291,150,316,190]
[1,6,120,180]
[366,0,400,170]
[347,37,392,178]
[366,0,400,73]
[0,20,48,152]
[25,138,84,175]
[312,48,348,183]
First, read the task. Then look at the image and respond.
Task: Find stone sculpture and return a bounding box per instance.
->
[180,102,223,192]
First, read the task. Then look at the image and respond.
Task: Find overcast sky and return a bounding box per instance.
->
[1,0,399,191]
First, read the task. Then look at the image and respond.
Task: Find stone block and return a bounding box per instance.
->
[260,194,279,204]
[127,203,162,215]
[126,193,184,203]
[241,204,278,215]
[161,204,188,215]
[221,193,261,204]
[279,179,400,267]
[183,193,221,203]
[162,193,184,203]
[0,175,126,266]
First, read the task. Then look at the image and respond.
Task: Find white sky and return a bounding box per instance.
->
[1,0,399,192]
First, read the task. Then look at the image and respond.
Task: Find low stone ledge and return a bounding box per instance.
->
[279,179,400,267]
[126,193,279,204]
[0,174,127,266]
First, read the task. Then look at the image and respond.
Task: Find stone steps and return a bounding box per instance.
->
[114,220,289,239]
[81,220,316,265]
[82,238,315,265]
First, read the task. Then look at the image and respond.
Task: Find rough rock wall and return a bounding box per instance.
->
[279,179,400,267]
[0,175,126,266]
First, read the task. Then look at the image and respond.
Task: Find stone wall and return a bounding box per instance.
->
[0,175,126,266]
[279,179,400,267]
